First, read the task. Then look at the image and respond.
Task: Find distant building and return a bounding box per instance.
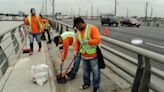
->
[18,11,25,16]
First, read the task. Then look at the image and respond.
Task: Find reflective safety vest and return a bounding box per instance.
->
[27,15,42,33]
[43,19,49,30]
[44,22,48,29]
[60,31,76,46]
[77,24,97,54]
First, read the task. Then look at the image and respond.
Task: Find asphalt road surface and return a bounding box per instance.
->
[62,19,164,55]
[61,19,164,70]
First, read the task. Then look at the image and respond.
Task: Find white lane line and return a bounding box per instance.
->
[111,27,122,31]
[137,28,145,31]
[145,42,164,49]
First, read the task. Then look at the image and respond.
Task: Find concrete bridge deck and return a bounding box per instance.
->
[0,29,131,92]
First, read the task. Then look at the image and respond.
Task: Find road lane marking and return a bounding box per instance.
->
[137,28,145,31]
[145,42,164,49]
[131,39,143,45]
[111,27,122,31]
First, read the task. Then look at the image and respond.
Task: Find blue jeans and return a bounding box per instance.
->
[71,54,81,76]
[29,33,42,51]
[29,33,42,43]
[83,58,101,89]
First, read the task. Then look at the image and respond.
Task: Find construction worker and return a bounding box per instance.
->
[53,31,81,79]
[24,8,43,55]
[73,17,101,92]
[40,14,52,43]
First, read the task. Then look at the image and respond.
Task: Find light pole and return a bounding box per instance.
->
[91,4,93,19]
[149,1,153,18]
[52,0,55,19]
[150,7,153,18]
[127,8,129,17]
[145,1,148,23]
[114,0,117,16]
[97,8,99,19]
[86,8,90,19]
[71,9,73,18]
[79,7,81,16]
[45,0,47,15]
[40,0,44,14]
[86,0,93,19]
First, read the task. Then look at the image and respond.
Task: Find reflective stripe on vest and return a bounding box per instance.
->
[60,31,76,46]
[78,24,97,54]
[27,15,42,33]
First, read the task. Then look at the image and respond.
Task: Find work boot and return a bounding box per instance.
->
[29,51,33,56]
[66,71,75,79]
[41,35,46,40]
[79,84,90,90]
[93,87,100,92]
[37,48,41,52]
[41,37,46,40]
[48,39,52,44]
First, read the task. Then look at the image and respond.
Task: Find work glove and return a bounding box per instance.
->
[74,52,78,57]
[59,46,63,50]
[59,46,63,52]
[82,39,88,45]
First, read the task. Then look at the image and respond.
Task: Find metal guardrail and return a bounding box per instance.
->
[0,24,27,80]
[49,19,164,92]
[0,15,24,21]
[101,37,164,92]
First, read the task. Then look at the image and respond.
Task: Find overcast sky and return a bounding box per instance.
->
[0,0,164,17]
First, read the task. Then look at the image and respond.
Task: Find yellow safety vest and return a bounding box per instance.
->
[60,31,76,46]
[27,15,42,33]
[77,24,97,54]
[44,22,48,29]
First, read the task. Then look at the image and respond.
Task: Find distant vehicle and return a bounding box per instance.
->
[55,12,63,20]
[120,18,140,27]
[100,14,118,27]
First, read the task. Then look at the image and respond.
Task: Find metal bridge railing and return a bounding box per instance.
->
[101,37,164,92]
[49,19,164,92]
[0,24,27,80]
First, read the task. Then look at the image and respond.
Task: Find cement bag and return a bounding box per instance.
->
[31,64,49,86]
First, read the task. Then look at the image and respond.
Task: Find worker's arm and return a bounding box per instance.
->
[24,17,29,25]
[74,36,80,54]
[88,25,101,46]
[61,38,69,62]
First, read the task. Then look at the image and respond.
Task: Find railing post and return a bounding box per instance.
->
[60,24,63,35]
[66,26,69,31]
[138,57,151,92]
[18,26,24,43]
[54,22,56,29]
[0,46,9,76]
[131,54,144,92]
[0,35,4,43]
[22,25,27,37]
[56,23,59,32]
[11,29,19,54]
